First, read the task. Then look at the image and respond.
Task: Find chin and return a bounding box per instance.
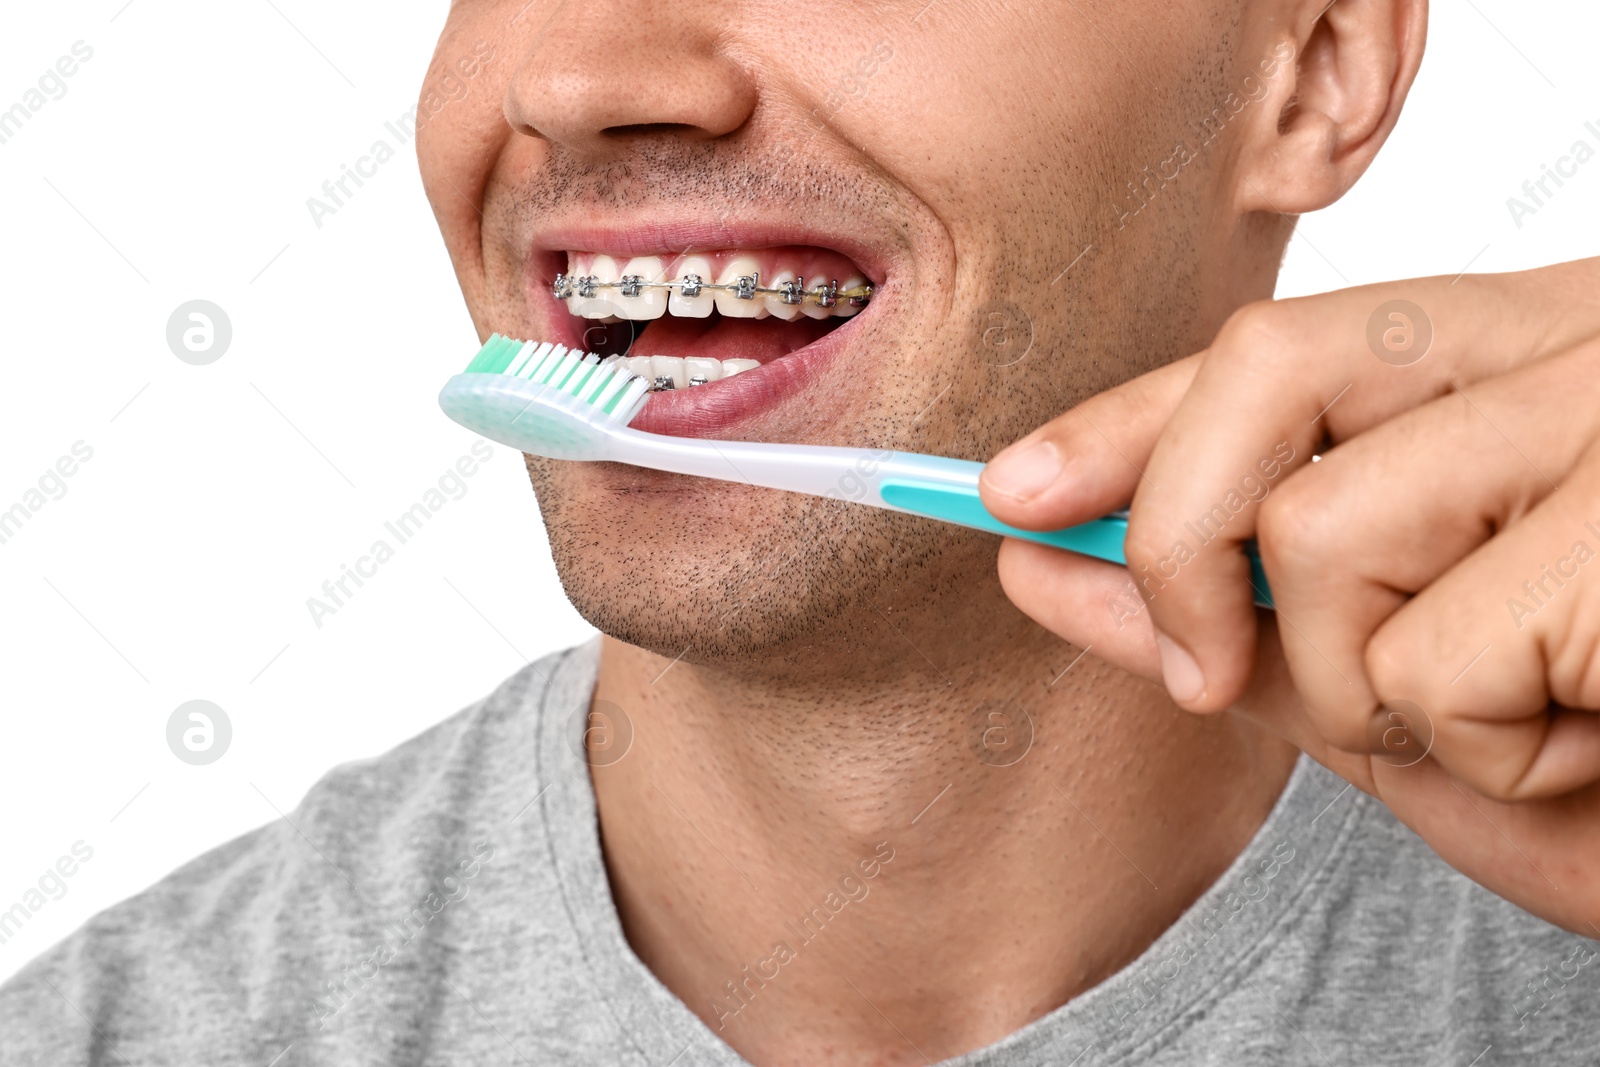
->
[527,453,954,667]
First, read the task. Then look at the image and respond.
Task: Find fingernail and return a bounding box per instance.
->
[1155,632,1206,705]
[983,440,1063,502]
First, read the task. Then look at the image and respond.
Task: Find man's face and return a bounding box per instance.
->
[419,0,1270,669]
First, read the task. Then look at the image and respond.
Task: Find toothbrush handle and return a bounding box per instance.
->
[603,432,1274,608]
[872,458,1275,610]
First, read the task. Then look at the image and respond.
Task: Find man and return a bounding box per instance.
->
[6,0,1600,1062]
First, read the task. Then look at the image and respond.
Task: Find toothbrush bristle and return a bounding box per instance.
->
[460,336,647,426]
[463,334,500,373]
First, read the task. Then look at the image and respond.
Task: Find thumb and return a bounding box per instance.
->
[980,355,1199,531]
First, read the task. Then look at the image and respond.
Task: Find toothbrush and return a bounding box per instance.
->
[438,335,1273,608]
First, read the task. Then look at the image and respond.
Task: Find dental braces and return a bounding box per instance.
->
[585,350,758,393]
[551,271,873,310]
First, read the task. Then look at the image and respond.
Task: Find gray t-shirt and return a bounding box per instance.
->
[4,640,1597,1064]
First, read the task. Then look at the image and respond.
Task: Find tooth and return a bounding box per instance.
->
[563,252,582,299]
[651,355,687,389]
[684,357,720,385]
[668,255,716,318]
[763,270,804,321]
[576,255,623,319]
[835,274,868,317]
[799,278,837,320]
[617,256,668,320]
[626,356,655,381]
[720,359,760,377]
[560,252,584,314]
[714,257,770,319]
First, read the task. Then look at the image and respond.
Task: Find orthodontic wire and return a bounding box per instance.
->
[551,269,873,310]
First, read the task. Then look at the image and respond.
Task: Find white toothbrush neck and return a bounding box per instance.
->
[605,425,975,504]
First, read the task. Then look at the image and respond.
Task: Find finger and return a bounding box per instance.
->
[1124,305,1322,711]
[1316,263,1600,442]
[1367,432,1600,799]
[979,356,1198,531]
[985,264,1595,558]
[1264,336,1600,753]
[996,539,1161,680]
[1129,270,1599,714]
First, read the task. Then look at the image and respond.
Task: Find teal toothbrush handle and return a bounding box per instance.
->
[877,475,1274,610]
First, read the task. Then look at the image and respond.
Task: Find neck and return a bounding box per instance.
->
[589,592,1297,1066]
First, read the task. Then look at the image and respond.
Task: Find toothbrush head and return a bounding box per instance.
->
[438,334,651,459]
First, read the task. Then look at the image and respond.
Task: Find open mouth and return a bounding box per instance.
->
[552,247,874,389]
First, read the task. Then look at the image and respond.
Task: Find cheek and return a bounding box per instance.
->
[416,13,517,270]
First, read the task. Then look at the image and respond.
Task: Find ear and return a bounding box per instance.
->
[1235,0,1428,215]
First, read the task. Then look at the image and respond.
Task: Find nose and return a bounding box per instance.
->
[505,3,757,153]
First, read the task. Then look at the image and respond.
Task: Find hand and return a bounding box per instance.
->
[979,257,1600,935]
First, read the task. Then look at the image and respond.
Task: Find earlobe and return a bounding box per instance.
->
[1234,0,1428,216]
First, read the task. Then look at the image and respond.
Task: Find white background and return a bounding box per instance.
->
[0,1,1595,982]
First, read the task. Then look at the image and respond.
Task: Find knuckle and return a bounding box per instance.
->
[1363,621,1418,699]
[1098,377,1161,427]
[1471,768,1526,803]
[1121,519,1175,577]
[1121,516,1196,609]
[1362,620,1530,796]
[1366,604,1465,710]
[1437,725,1530,800]
[1306,699,1375,754]
[1212,299,1297,370]
[1255,476,1340,576]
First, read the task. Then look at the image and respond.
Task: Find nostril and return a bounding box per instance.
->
[603,122,701,138]
[504,3,756,149]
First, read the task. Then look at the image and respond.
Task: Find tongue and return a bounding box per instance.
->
[622,314,840,365]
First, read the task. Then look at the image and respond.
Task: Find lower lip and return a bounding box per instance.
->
[537,302,877,439]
